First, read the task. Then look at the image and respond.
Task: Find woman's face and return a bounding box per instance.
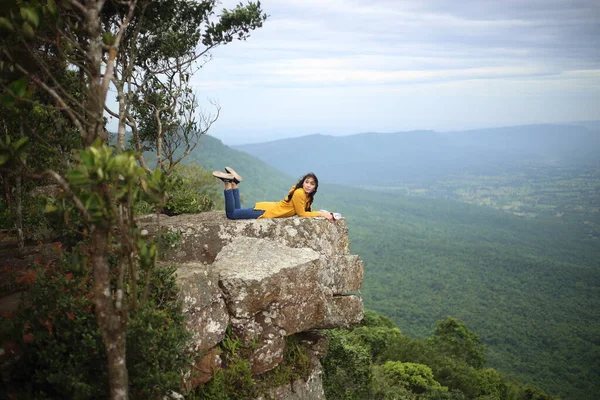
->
[303,177,317,194]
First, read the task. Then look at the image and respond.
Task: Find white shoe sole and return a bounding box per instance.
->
[225,167,243,183]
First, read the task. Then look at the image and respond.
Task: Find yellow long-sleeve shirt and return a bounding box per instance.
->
[254,187,322,219]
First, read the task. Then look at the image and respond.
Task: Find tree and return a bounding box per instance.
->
[322,329,374,399]
[105,0,266,174]
[380,360,447,394]
[426,317,486,369]
[0,1,266,398]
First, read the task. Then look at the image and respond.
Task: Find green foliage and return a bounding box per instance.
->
[0,255,105,400]
[203,2,267,46]
[427,317,486,369]
[1,1,269,398]
[0,1,48,44]
[193,334,315,399]
[323,310,558,400]
[122,0,267,172]
[322,329,374,399]
[362,309,397,328]
[350,325,403,362]
[0,193,52,241]
[157,229,182,253]
[0,134,29,166]
[164,164,220,214]
[0,16,14,32]
[380,361,447,395]
[371,370,420,400]
[45,141,165,231]
[0,258,190,399]
[126,265,191,399]
[1,101,82,175]
[262,335,313,387]
[134,164,220,215]
[192,355,255,400]
[316,179,600,400]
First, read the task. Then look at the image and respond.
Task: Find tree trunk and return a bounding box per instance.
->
[2,174,12,208]
[15,171,24,258]
[85,3,130,397]
[117,86,126,151]
[91,228,129,400]
[84,1,109,146]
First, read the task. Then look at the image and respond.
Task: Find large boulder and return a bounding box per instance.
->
[139,212,364,394]
[138,211,354,263]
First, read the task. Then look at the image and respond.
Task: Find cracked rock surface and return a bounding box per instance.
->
[140,212,364,395]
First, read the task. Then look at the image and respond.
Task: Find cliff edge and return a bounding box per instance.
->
[138,211,364,398]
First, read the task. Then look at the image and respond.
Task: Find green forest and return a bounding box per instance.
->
[321,310,560,400]
[190,135,600,400]
[329,184,599,400]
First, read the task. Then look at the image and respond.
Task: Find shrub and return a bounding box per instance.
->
[322,329,374,399]
[135,164,221,215]
[380,361,447,394]
[0,194,55,242]
[0,189,85,246]
[192,334,315,399]
[0,253,190,399]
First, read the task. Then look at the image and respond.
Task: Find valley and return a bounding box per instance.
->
[191,127,600,399]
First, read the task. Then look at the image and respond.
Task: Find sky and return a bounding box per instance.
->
[146,0,600,145]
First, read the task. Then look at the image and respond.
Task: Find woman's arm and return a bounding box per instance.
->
[292,189,334,220]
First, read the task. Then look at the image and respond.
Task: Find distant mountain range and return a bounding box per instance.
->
[232,124,600,186]
[184,126,599,399]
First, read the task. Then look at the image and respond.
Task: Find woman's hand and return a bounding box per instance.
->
[320,211,335,222]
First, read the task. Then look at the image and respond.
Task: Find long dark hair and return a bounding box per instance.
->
[286,173,319,211]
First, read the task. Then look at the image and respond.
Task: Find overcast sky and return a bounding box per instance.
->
[153,0,600,145]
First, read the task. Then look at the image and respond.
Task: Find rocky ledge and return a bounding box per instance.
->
[138,211,364,397]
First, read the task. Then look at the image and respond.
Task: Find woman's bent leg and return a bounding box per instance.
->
[224,189,264,219]
[224,189,236,218]
[231,208,265,219]
[233,188,241,209]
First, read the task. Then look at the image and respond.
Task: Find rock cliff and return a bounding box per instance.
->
[138,211,364,397]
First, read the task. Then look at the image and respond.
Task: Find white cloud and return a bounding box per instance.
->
[188,0,600,143]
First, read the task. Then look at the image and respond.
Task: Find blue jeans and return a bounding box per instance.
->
[224,189,265,220]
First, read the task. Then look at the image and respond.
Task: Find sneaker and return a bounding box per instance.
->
[224,167,243,184]
[212,171,235,182]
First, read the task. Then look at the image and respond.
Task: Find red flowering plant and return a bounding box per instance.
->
[0,252,107,399]
[0,265,19,295]
[0,243,76,301]
[0,264,40,300]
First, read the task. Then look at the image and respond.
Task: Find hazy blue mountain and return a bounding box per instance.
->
[565,119,600,132]
[135,133,310,205]
[183,134,297,205]
[233,124,600,186]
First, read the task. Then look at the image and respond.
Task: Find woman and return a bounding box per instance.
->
[213,167,335,221]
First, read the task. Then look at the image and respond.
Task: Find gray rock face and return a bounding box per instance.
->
[138,211,352,263]
[139,212,364,396]
[176,262,228,353]
[256,362,326,400]
[216,238,328,336]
